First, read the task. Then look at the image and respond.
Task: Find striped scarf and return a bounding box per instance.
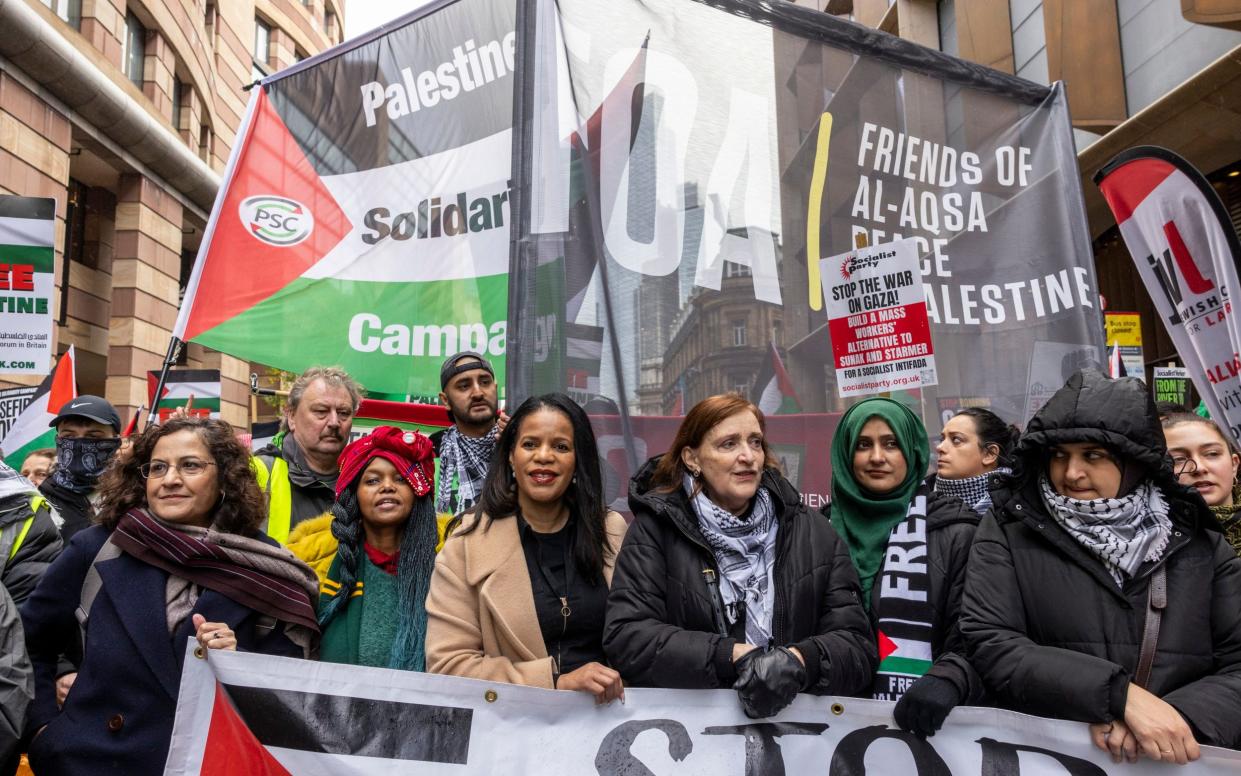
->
[872,488,933,701]
[1040,477,1172,585]
[111,509,321,640]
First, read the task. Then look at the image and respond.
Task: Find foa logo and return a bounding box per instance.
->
[239,195,313,247]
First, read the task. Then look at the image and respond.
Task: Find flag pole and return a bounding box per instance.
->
[147,336,183,426]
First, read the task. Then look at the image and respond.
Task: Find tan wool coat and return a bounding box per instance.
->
[425,510,628,688]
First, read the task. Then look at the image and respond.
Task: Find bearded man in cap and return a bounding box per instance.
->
[431,352,508,516]
[39,395,121,542]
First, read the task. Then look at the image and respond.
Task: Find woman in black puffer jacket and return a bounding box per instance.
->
[604,395,875,718]
[961,369,1241,764]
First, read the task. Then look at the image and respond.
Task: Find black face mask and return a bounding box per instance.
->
[51,437,121,494]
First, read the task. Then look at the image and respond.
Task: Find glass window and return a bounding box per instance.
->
[198,124,212,163]
[204,1,217,49]
[253,18,271,81]
[254,19,271,62]
[42,0,81,27]
[732,319,747,347]
[171,77,183,131]
[121,12,146,86]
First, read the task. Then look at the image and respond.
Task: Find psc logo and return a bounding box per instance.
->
[239,195,313,247]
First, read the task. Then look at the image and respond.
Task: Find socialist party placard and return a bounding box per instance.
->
[0,196,55,375]
[822,239,937,397]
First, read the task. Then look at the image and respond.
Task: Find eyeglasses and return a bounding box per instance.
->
[1171,456,1198,476]
[140,460,216,479]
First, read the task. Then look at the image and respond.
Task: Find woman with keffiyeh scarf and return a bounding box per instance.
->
[961,369,1241,763]
[605,394,875,719]
[20,417,319,776]
[824,398,984,739]
[930,407,1020,514]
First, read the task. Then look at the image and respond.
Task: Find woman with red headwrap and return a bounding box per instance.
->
[290,426,450,670]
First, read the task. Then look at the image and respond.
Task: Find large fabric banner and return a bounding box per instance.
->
[164,646,1240,775]
[1095,147,1241,441]
[510,0,1104,485]
[173,0,514,398]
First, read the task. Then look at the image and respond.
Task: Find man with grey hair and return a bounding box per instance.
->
[252,366,362,543]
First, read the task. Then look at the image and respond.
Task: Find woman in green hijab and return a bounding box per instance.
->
[827,397,984,737]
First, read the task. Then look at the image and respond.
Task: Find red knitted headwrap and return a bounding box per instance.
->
[335,426,434,499]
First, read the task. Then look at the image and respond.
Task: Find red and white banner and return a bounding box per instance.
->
[1096,147,1241,439]
[164,645,1241,775]
[821,238,937,397]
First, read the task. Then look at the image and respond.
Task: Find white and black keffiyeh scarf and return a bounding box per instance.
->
[934,467,1010,514]
[686,475,778,646]
[1039,476,1172,585]
[435,425,499,515]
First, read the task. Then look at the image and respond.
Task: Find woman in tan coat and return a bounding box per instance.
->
[426,393,627,703]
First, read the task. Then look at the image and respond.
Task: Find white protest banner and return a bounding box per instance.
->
[821,238,937,397]
[0,196,55,375]
[164,647,1240,775]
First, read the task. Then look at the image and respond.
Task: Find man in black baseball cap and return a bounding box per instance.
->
[40,395,122,541]
[431,352,507,515]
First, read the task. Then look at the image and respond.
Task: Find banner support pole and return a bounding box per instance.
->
[147,337,183,426]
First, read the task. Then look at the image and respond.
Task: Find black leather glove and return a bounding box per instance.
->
[893,674,962,738]
[733,646,807,719]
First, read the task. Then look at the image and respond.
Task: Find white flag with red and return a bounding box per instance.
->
[1096,147,1241,437]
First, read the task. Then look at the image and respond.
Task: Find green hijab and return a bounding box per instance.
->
[829,398,930,607]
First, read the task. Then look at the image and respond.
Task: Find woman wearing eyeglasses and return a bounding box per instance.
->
[1163,413,1241,556]
[21,416,320,775]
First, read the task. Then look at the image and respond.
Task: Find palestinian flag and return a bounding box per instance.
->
[753,342,801,415]
[0,345,75,468]
[877,628,933,681]
[148,369,221,420]
[172,0,514,397]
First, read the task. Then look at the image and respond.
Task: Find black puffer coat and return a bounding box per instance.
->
[38,477,93,542]
[961,369,1241,747]
[824,483,984,702]
[604,458,876,694]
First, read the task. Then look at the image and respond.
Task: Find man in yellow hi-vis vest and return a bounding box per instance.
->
[0,462,62,606]
[251,367,362,544]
